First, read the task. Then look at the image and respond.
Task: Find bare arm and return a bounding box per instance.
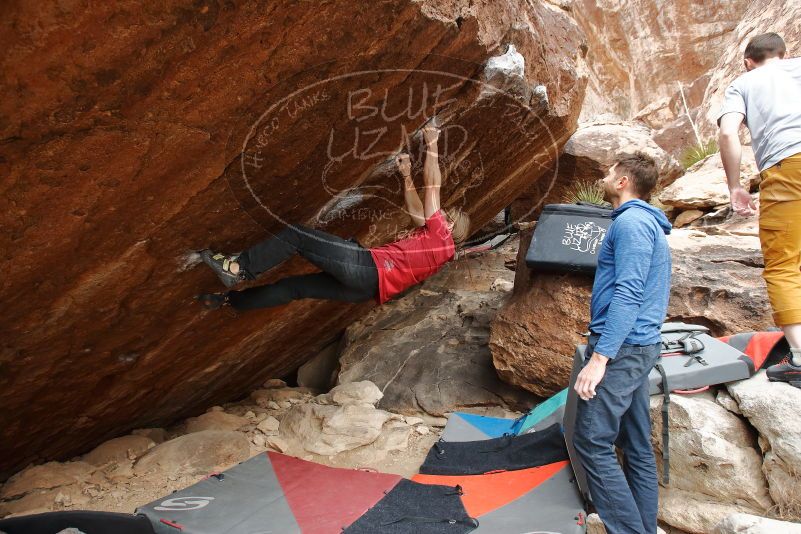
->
[422,125,441,219]
[397,154,425,227]
[718,112,755,216]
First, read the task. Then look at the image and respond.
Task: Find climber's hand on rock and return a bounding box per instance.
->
[422,125,440,146]
[730,186,756,217]
[575,352,609,401]
[396,153,411,177]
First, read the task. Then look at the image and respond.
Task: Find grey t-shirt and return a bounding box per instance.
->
[718,57,801,171]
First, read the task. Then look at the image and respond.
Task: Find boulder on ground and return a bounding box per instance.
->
[713,512,801,534]
[256,416,280,435]
[727,373,801,514]
[82,435,155,466]
[674,209,704,228]
[659,487,759,534]
[659,148,759,209]
[133,431,250,477]
[131,428,167,444]
[329,381,383,407]
[0,0,589,480]
[0,484,89,518]
[280,403,391,457]
[649,392,772,514]
[251,387,313,407]
[489,267,592,397]
[184,411,249,434]
[0,461,93,500]
[667,230,771,334]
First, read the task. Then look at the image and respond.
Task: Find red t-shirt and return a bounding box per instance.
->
[370,210,455,304]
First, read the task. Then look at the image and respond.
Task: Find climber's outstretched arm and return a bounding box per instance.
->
[397,154,425,227]
[422,125,441,218]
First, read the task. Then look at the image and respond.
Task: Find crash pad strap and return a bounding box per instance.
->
[654,363,670,485]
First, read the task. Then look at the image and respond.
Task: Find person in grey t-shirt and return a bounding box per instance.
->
[718,33,801,386]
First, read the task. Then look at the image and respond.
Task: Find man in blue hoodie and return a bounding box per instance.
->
[572,151,672,534]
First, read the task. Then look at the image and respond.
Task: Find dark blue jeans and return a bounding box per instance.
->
[227,225,378,310]
[572,335,661,534]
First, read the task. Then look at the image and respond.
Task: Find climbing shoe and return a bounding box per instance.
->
[195,293,229,310]
[766,357,801,388]
[200,249,243,288]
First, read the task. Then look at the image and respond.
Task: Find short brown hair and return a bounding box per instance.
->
[445,207,471,246]
[744,33,786,62]
[615,151,659,199]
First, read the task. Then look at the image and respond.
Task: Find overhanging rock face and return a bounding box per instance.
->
[0,0,586,477]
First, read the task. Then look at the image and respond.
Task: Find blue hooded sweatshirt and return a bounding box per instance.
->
[589,199,672,358]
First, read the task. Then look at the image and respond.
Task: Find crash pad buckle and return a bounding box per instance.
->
[680,336,704,355]
[683,354,709,368]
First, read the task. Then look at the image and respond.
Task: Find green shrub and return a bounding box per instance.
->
[680,139,719,169]
[562,180,606,206]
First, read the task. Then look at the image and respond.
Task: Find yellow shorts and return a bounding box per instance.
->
[759,152,801,326]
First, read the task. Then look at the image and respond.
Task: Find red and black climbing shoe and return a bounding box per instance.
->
[195,293,229,310]
[201,249,243,288]
[766,357,801,388]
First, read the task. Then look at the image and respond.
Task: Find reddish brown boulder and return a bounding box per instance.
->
[0,1,586,477]
[489,230,594,397]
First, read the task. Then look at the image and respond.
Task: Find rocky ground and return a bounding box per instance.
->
[0,379,473,519]
[0,244,529,520]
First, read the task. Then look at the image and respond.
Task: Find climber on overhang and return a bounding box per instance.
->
[195,123,471,311]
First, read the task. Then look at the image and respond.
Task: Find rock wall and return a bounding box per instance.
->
[0,0,587,478]
[571,0,749,121]
[698,0,801,138]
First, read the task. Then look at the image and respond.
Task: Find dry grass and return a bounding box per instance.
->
[680,139,718,169]
[562,180,606,206]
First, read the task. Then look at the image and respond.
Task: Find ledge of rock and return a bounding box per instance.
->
[660,148,760,210]
[0,0,587,478]
[490,228,772,397]
[713,512,801,534]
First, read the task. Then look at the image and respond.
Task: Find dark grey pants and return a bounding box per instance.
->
[226,225,378,310]
[572,335,661,534]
